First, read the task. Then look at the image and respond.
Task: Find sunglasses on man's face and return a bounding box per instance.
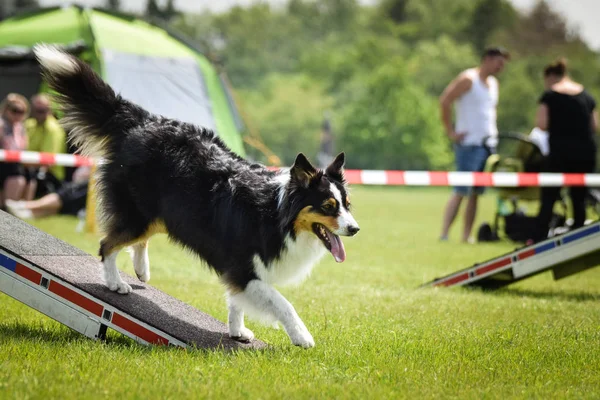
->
[33,107,50,114]
[9,106,26,115]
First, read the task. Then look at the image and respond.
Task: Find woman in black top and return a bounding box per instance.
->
[532,58,599,241]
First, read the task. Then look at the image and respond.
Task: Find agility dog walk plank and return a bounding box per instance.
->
[0,211,265,350]
[422,222,600,290]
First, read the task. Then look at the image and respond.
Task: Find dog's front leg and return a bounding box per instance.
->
[231,279,314,348]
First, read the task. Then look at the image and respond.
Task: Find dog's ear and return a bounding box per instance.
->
[291,153,317,188]
[325,152,345,182]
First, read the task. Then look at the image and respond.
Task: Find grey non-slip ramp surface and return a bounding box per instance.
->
[0,211,265,350]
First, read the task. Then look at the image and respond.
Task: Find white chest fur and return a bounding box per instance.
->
[253,232,327,286]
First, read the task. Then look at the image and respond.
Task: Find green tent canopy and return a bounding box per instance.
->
[0,5,245,156]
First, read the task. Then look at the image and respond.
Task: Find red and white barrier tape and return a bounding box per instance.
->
[0,150,93,167]
[344,170,600,187]
[2,150,599,187]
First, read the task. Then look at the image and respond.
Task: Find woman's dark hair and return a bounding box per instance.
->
[544,58,568,77]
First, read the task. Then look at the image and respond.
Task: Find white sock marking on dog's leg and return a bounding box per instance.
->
[131,243,150,282]
[231,280,314,348]
[227,295,254,342]
[103,251,132,294]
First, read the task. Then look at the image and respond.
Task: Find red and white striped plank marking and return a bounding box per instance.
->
[423,223,600,289]
[3,150,600,186]
[0,249,183,347]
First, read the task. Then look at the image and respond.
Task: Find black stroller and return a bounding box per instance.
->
[477,132,568,243]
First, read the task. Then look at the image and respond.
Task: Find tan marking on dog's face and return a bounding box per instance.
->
[293,206,339,235]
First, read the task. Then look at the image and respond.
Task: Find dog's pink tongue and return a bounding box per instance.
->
[326,230,346,263]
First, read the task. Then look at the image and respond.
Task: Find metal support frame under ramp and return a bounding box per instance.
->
[422,221,600,290]
[0,211,264,350]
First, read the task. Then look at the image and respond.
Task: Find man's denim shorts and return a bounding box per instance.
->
[454,144,490,196]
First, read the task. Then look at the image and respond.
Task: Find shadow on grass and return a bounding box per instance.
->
[0,321,274,356]
[1,279,269,353]
[494,288,600,303]
[0,321,134,347]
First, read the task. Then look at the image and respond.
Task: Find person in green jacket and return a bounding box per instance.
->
[25,94,67,194]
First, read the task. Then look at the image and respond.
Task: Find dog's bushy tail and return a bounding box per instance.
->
[34,44,147,158]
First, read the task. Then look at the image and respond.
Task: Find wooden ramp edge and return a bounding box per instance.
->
[421,221,600,290]
[0,211,265,350]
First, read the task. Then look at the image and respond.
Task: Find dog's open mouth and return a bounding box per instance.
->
[312,223,346,263]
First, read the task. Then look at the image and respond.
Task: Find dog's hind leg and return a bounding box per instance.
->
[99,231,146,295]
[99,217,164,293]
[100,236,133,294]
[131,241,150,283]
[226,293,254,343]
[229,279,314,348]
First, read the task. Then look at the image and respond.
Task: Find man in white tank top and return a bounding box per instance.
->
[439,47,510,243]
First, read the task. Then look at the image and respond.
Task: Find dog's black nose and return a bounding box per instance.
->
[347,226,360,236]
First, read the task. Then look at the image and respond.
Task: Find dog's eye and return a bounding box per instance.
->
[322,203,334,211]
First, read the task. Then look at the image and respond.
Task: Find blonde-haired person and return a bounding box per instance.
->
[0,93,34,207]
[530,58,599,242]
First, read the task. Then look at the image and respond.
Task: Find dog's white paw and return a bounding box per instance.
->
[289,328,315,348]
[230,327,255,343]
[107,280,132,294]
[136,271,150,283]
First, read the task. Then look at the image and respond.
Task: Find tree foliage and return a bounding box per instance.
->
[171,0,600,169]
[14,0,39,11]
[339,58,453,170]
[146,0,161,19]
[237,74,333,165]
[465,0,515,53]
[145,0,178,21]
[105,0,121,11]
[0,0,39,21]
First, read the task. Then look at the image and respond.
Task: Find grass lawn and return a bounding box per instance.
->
[1,186,599,399]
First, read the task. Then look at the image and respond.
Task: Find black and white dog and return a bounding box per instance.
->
[34,45,359,348]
